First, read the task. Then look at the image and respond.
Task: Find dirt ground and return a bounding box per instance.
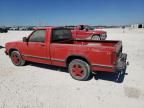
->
[0,28,144,108]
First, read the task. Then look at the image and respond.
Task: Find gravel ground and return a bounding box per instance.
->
[0,29,144,108]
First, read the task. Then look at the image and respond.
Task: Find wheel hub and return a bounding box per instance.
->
[72,64,84,77]
[12,54,20,64]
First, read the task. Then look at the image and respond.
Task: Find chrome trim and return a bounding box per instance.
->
[91,64,113,68]
[22,54,50,60]
[51,58,65,62]
[22,54,65,62]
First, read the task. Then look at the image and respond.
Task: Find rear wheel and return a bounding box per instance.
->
[68,59,92,81]
[10,51,26,66]
[91,35,100,40]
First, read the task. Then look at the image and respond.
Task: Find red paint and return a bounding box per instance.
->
[12,54,19,64]
[71,25,107,40]
[5,27,126,73]
[72,64,84,77]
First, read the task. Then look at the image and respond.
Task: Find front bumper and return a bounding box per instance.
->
[5,50,8,55]
[116,53,129,70]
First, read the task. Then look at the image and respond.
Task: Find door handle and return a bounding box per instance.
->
[40,43,45,46]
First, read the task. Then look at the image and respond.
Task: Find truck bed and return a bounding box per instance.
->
[51,39,123,72]
[74,40,121,47]
[53,39,122,48]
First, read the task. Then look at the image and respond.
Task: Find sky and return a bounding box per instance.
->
[0,0,144,26]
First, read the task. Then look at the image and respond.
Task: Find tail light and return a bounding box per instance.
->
[111,46,123,65]
[111,52,117,65]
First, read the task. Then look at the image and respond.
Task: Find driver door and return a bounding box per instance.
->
[22,29,51,64]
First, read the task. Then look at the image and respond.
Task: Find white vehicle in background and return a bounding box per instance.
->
[19,27,27,31]
[9,27,19,30]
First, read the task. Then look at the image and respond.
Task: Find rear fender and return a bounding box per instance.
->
[66,55,91,66]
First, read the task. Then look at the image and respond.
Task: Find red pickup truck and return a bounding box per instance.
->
[5,27,128,81]
[66,25,107,40]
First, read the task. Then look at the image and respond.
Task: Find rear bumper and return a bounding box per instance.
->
[116,53,129,70]
[91,53,129,72]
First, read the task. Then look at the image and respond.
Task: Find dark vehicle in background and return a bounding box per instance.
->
[0,27,8,33]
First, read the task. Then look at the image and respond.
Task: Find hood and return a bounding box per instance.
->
[6,40,22,44]
[5,40,23,47]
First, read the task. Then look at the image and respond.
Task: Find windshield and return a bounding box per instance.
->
[84,25,94,30]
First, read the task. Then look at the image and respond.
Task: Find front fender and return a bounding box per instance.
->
[5,42,20,55]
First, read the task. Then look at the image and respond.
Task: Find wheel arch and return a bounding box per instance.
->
[91,34,101,40]
[9,48,20,56]
[66,55,91,67]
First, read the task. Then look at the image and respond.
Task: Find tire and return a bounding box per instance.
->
[91,35,100,40]
[10,51,26,66]
[4,29,8,33]
[68,59,92,81]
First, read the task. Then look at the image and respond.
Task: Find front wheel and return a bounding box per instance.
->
[10,51,26,66]
[68,59,92,81]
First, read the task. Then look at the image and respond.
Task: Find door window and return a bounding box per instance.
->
[29,30,46,42]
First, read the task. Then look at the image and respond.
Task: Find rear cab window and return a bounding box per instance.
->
[52,28,72,42]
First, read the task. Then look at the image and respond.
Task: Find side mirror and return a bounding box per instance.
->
[23,37,28,42]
